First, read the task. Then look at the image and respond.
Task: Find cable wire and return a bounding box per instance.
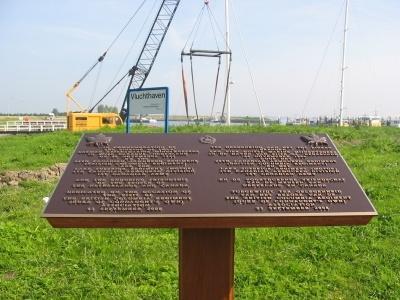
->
[105,0,148,53]
[70,0,148,111]
[231,0,265,125]
[190,55,199,121]
[89,62,103,109]
[190,7,207,49]
[107,0,159,94]
[210,56,221,119]
[221,55,232,118]
[206,4,220,50]
[113,76,131,110]
[88,70,130,112]
[301,0,347,118]
[207,6,231,52]
[182,5,206,51]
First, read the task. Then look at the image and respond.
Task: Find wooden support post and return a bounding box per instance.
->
[179,228,235,300]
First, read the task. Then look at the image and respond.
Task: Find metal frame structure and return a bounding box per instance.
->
[180,49,232,122]
[181,49,231,58]
[120,0,181,116]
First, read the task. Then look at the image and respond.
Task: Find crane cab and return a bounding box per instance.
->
[67,112,122,132]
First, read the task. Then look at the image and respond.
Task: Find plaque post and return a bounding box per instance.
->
[126,90,130,133]
[164,88,169,134]
[179,228,235,300]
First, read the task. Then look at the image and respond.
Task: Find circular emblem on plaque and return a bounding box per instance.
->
[199,135,216,145]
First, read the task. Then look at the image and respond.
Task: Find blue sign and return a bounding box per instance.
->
[126,87,169,134]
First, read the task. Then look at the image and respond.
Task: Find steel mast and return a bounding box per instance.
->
[119,0,181,116]
[339,0,349,126]
[225,0,231,125]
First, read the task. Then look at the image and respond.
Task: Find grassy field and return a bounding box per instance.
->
[0,125,399,299]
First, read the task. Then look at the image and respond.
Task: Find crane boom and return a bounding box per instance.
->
[120,0,181,115]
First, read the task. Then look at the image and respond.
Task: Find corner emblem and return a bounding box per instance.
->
[301,135,328,147]
[85,134,112,147]
[199,135,216,145]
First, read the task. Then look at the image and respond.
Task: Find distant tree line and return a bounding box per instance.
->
[51,108,65,116]
[97,105,118,113]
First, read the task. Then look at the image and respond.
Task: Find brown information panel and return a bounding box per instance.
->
[43,133,377,228]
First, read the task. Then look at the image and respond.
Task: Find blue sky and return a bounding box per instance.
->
[0,0,399,118]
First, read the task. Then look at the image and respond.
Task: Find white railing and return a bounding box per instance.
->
[0,120,67,133]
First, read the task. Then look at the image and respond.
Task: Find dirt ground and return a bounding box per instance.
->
[0,163,67,187]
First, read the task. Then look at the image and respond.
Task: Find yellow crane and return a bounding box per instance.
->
[65,0,181,132]
[66,52,122,132]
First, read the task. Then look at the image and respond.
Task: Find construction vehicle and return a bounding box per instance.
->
[66,51,122,131]
[66,0,181,131]
[66,112,123,132]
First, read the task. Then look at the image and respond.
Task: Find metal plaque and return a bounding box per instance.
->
[43,133,377,228]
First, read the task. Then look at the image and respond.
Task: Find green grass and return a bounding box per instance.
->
[0,131,81,171]
[1,125,399,299]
